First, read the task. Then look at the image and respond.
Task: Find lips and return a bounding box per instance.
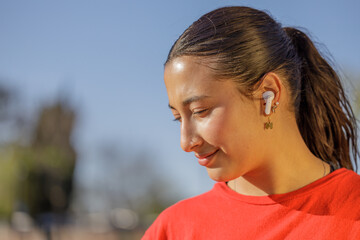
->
[195,149,219,167]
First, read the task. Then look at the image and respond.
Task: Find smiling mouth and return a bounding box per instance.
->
[196,149,219,167]
[196,149,219,159]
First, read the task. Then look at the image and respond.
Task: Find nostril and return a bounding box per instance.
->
[181,137,202,153]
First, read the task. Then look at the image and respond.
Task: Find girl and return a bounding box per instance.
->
[143,6,360,239]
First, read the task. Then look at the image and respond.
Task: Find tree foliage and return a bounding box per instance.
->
[0,95,77,222]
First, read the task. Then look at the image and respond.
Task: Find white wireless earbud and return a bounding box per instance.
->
[262,91,275,115]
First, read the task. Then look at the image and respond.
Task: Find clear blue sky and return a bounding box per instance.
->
[0,0,359,206]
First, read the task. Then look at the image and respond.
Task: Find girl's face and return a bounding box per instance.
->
[165,56,267,182]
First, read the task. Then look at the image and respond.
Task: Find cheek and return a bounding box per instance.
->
[197,107,233,147]
[199,105,260,152]
[227,107,263,157]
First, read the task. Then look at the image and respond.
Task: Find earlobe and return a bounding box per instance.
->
[272,101,279,113]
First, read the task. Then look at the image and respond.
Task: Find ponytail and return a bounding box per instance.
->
[284,27,358,171]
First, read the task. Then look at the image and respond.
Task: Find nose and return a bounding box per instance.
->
[180,120,202,152]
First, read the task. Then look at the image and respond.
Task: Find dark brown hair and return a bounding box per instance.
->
[166,6,358,171]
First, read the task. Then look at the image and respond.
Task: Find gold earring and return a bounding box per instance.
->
[265,116,273,129]
[265,102,279,130]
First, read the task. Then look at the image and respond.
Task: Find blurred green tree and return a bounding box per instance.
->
[17,101,77,219]
[0,89,77,224]
[0,83,18,219]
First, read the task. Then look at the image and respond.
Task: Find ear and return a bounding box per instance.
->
[253,72,282,114]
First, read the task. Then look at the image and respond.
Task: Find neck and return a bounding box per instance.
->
[228,115,331,196]
[228,159,331,196]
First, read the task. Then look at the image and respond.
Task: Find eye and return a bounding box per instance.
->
[193,109,208,117]
[173,116,182,122]
[172,113,182,122]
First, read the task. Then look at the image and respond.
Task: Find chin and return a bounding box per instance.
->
[207,168,234,182]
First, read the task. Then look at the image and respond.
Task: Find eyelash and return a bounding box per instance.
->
[172,109,208,122]
[194,109,208,115]
[173,117,181,122]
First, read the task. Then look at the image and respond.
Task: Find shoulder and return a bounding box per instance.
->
[330,168,360,192]
[333,168,360,200]
[313,168,360,199]
[321,168,360,218]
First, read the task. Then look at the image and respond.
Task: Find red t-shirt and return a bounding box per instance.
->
[142,168,360,239]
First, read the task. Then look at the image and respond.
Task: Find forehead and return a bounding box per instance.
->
[164,56,245,109]
[165,57,218,97]
[164,57,212,83]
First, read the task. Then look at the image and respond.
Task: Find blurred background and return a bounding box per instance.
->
[0,0,359,239]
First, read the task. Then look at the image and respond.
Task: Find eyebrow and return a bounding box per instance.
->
[168,95,210,110]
